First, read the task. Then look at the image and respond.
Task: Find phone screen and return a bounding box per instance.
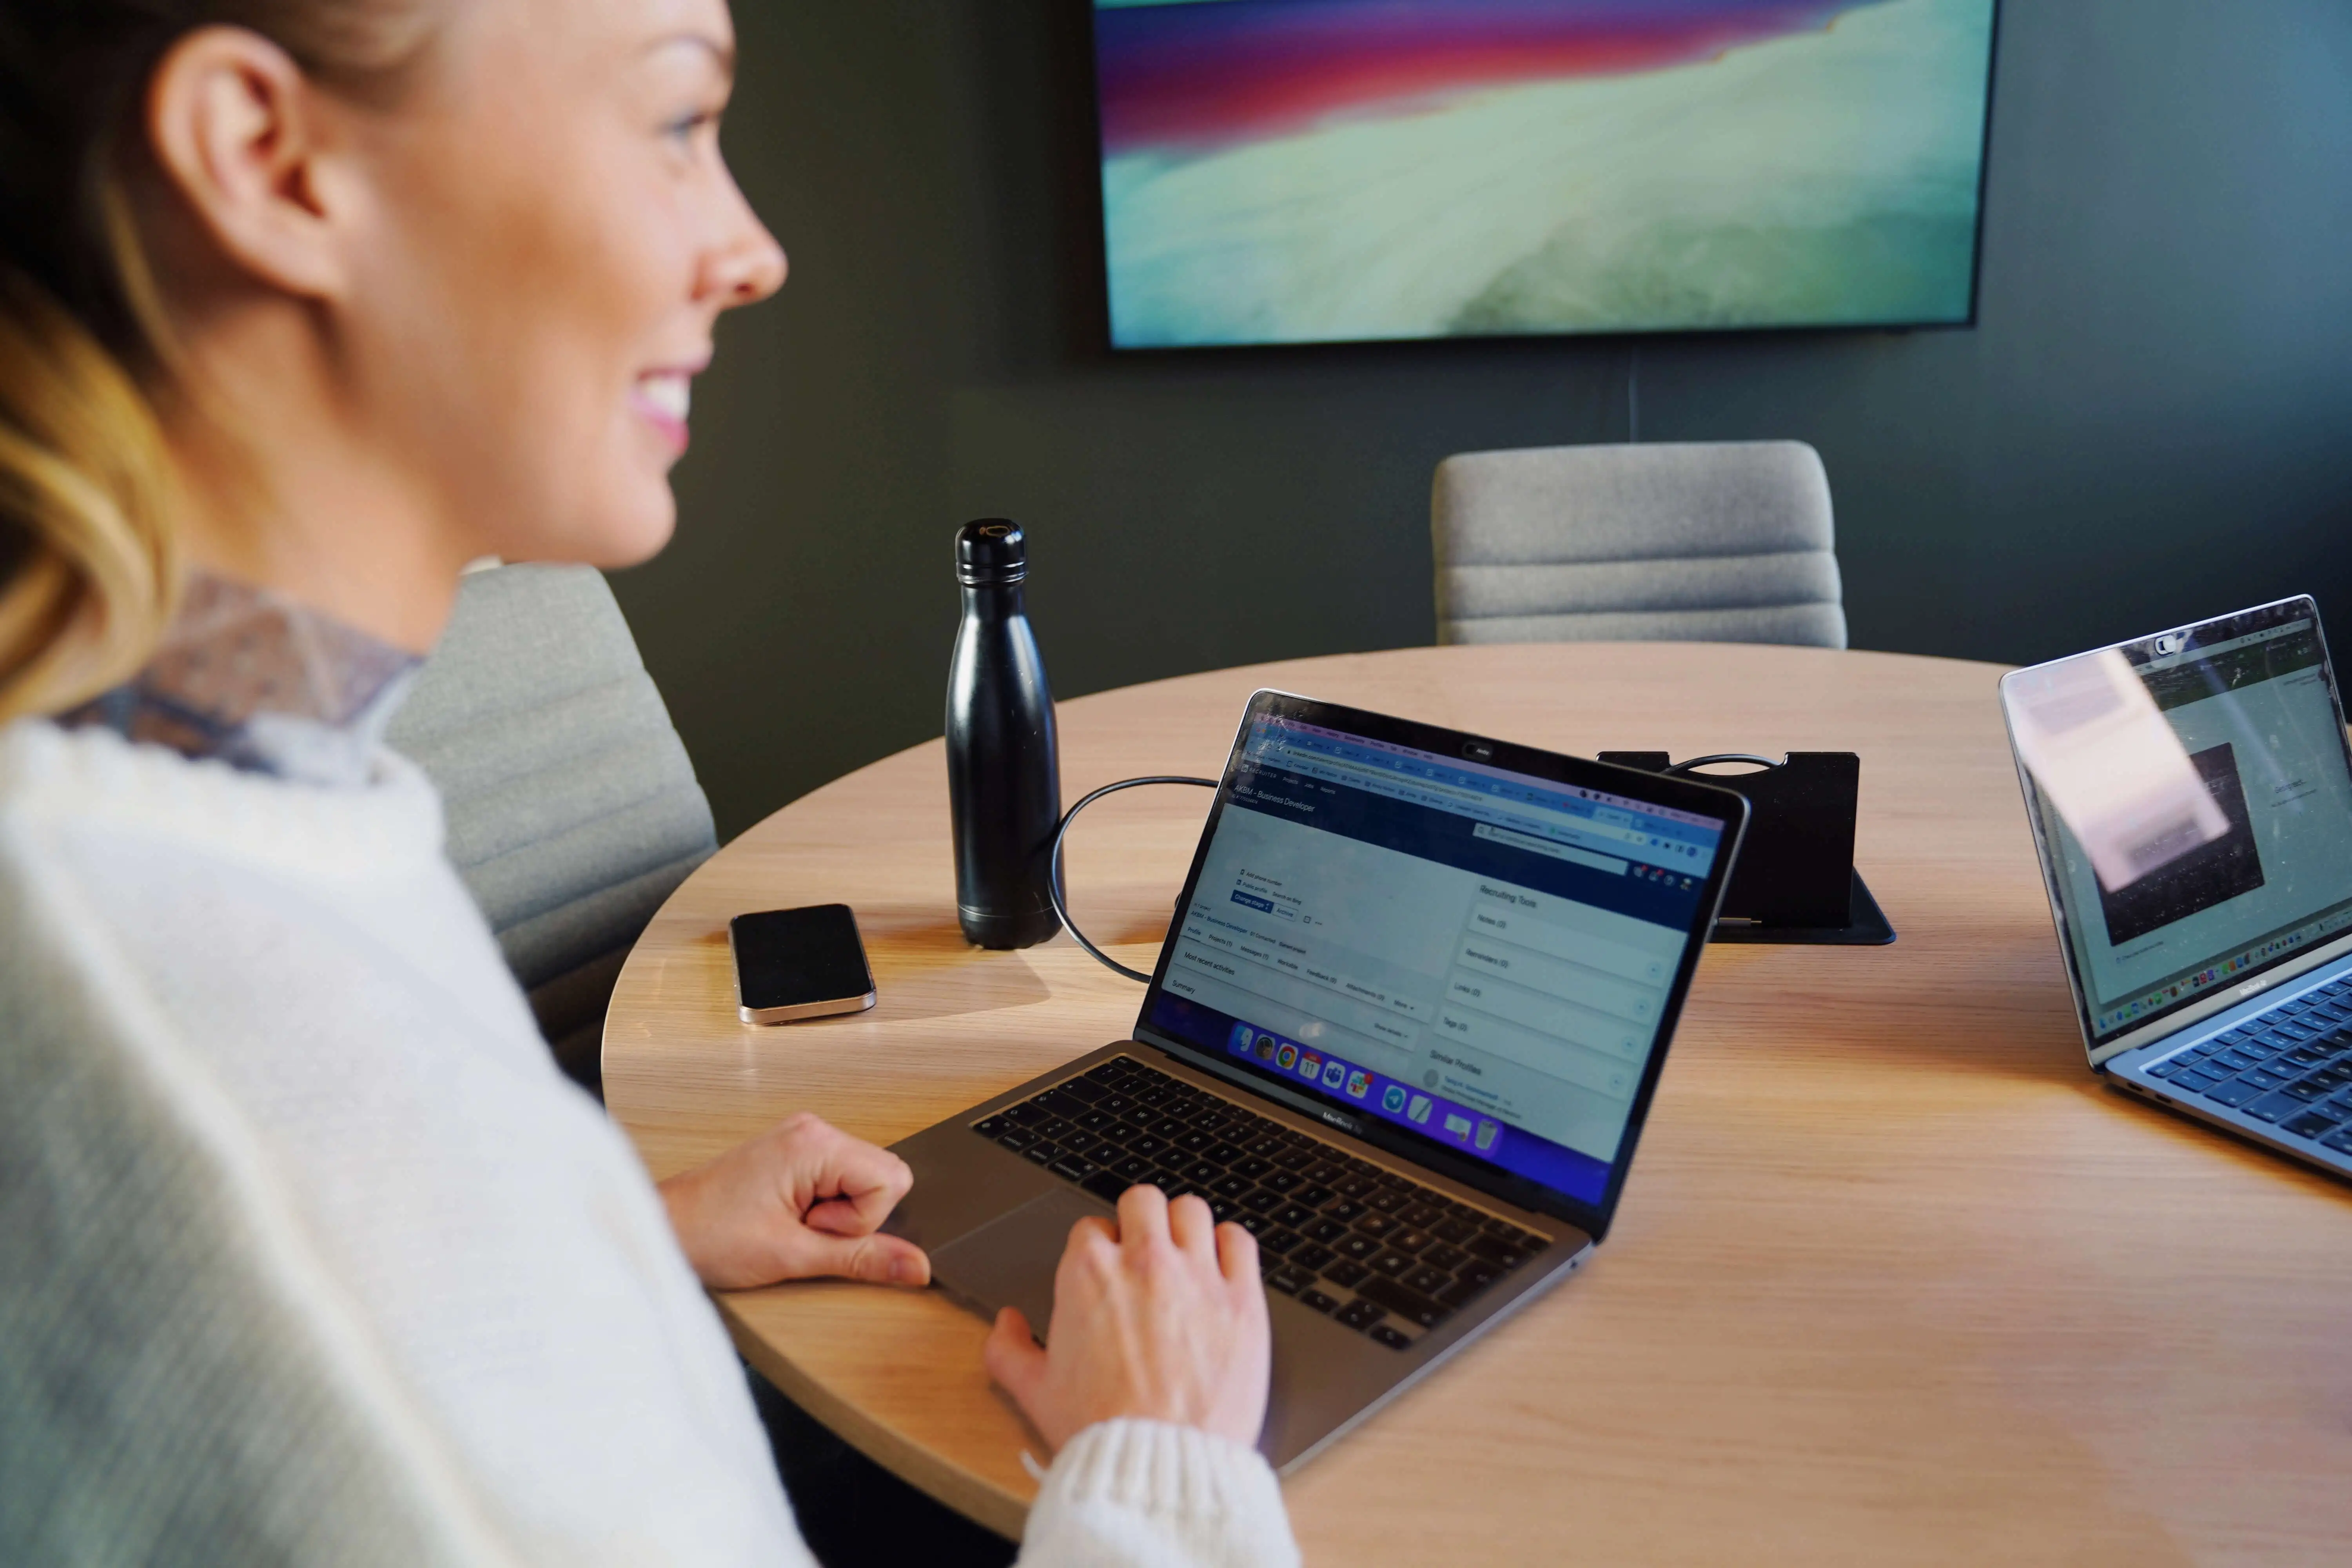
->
[730,905,874,1013]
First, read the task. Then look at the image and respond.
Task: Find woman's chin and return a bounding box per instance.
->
[541,490,679,572]
[597,509,679,571]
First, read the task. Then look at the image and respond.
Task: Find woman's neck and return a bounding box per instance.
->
[156,297,477,658]
[165,432,472,659]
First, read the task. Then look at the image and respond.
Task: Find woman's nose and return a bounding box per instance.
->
[719,225,788,307]
[704,191,788,309]
[706,230,790,310]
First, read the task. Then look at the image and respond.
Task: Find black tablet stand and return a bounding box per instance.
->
[1598,751,1895,946]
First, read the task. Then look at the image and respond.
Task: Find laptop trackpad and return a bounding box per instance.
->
[929,1186,1103,1343]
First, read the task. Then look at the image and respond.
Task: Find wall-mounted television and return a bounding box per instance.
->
[1092,0,2000,349]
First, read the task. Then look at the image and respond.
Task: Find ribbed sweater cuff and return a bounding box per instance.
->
[1024,1419,1299,1568]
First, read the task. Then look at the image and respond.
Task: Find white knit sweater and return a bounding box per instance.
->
[0,721,1298,1568]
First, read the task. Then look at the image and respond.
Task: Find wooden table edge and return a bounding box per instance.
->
[721,1299,1035,1541]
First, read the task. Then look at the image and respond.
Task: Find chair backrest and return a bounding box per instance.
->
[1431,440,1847,648]
[386,564,715,1092]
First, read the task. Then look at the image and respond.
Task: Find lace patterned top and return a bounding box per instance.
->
[60,573,419,788]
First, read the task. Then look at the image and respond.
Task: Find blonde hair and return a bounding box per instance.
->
[0,3,432,723]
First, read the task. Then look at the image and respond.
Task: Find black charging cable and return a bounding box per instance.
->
[1049,775,1218,983]
[1048,757,1782,980]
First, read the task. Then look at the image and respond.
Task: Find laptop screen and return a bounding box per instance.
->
[2011,599,2352,1046]
[1138,709,1730,1208]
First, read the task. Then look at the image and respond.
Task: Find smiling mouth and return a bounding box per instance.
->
[630,371,693,450]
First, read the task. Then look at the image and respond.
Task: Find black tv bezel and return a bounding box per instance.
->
[1080,0,2005,356]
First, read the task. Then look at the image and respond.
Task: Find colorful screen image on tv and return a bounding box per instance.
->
[1093,0,1999,348]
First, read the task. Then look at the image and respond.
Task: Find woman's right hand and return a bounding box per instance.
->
[982,1185,1270,1453]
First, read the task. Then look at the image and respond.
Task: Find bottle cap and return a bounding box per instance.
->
[955,518,1027,586]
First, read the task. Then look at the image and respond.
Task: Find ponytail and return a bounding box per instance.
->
[0,269,180,722]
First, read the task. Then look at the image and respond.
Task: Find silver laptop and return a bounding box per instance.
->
[2001,596,2352,1180]
[883,690,1748,1470]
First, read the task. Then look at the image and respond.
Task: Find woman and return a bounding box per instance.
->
[0,2,1294,1563]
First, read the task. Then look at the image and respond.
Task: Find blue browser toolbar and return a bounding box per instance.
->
[1244,717,1723,874]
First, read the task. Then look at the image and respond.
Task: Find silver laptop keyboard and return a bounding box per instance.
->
[972,1054,1551,1350]
[2145,975,2352,1153]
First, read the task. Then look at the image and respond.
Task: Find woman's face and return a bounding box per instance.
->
[341,0,784,570]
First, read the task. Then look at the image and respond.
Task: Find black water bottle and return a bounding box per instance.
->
[946,519,1062,949]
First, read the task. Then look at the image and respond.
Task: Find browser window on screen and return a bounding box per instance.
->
[1145,715,1726,1203]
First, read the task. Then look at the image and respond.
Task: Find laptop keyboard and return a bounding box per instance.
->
[2144,975,2352,1154]
[971,1054,1551,1350]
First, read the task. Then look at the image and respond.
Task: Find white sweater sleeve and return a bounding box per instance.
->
[1016,1421,1301,1568]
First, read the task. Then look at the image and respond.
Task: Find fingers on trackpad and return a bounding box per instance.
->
[926,1187,1102,1343]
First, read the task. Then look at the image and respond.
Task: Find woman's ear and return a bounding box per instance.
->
[144,25,356,301]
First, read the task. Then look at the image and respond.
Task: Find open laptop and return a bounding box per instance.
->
[2000,596,2352,1180]
[883,690,1748,1470]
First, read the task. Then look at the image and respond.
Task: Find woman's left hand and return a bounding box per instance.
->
[658,1112,931,1290]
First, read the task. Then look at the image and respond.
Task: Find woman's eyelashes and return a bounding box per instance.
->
[662,106,724,153]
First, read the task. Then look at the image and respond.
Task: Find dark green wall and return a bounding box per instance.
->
[613,0,2352,842]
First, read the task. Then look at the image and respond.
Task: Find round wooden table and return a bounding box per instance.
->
[605,644,2352,1564]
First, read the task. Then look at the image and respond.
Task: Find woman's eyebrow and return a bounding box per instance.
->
[644,31,736,82]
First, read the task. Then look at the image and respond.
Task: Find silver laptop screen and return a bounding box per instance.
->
[2008,601,2352,1045]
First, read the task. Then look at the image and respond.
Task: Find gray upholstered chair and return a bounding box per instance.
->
[387,563,716,1094]
[1430,440,1847,648]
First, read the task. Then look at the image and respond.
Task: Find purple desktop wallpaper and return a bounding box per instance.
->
[1098,1,1853,155]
